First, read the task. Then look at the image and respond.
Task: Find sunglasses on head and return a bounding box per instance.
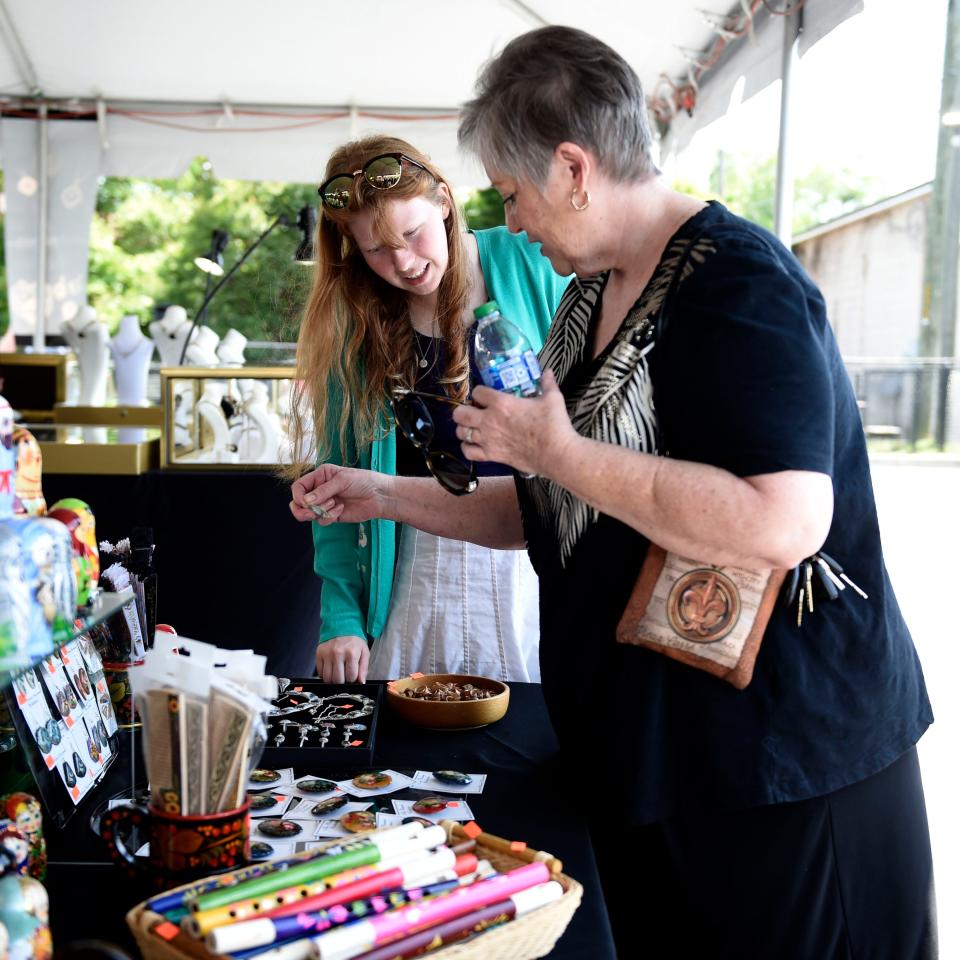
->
[319,153,429,210]
[390,389,478,496]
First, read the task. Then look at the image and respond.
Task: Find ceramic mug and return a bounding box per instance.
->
[100,801,250,883]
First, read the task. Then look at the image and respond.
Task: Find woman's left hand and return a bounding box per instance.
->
[453,368,579,478]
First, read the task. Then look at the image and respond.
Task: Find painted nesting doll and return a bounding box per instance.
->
[47,498,98,607]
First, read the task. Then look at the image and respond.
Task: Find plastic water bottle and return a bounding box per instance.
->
[473,301,542,397]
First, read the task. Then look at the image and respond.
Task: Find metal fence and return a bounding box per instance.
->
[843,358,960,451]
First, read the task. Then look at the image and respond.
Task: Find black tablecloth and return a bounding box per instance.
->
[44,682,614,960]
[43,470,320,678]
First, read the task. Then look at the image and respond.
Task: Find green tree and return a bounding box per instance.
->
[88,159,317,343]
[679,153,877,234]
[462,188,506,230]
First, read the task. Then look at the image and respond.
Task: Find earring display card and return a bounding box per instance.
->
[259,681,382,769]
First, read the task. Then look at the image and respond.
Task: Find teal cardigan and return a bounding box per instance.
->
[313,227,570,644]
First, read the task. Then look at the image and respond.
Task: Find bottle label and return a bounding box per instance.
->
[480,353,541,396]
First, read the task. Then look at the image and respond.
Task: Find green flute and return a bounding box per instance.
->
[191,824,445,913]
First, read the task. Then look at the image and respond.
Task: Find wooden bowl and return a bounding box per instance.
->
[385,674,510,730]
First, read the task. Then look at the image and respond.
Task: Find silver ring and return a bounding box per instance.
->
[465,427,475,445]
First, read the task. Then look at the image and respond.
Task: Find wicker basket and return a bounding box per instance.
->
[126,821,582,960]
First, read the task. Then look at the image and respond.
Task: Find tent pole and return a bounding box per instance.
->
[33,101,48,351]
[773,8,801,246]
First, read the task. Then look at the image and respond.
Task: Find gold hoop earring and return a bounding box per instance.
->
[570,189,590,212]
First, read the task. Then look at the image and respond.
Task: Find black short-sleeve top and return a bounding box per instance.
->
[517,201,932,826]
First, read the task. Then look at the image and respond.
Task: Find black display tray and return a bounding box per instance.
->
[258,681,382,769]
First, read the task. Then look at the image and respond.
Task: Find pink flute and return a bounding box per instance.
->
[258,850,467,921]
[308,862,551,960]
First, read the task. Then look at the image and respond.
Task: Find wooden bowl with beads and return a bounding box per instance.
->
[385,674,510,730]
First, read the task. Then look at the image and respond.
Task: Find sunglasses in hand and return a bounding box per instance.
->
[390,389,478,496]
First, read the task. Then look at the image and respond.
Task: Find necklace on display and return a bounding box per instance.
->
[267,691,375,722]
[112,336,149,361]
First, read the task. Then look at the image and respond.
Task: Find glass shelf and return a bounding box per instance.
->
[1,588,134,691]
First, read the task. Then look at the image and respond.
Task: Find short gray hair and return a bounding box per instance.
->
[459,26,658,189]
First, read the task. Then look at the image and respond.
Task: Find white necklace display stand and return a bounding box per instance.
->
[184,327,221,367]
[62,307,109,406]
[217,329,247,368]
[195,383,238,464]
[109,315,155,406]
[236,379,285,463]
[149,306,195,368]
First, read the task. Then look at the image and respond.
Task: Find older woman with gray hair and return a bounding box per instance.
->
[291,25,934,958]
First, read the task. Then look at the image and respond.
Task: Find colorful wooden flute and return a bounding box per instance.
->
[350,881,565,960]
[186,849,461,938]
[146,839,356,915]
[309,862,551,960]
[191,825,446,914]
[207,876,465,954]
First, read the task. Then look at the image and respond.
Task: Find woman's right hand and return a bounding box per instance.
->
[316,635,370,683]
[290,464,391,525]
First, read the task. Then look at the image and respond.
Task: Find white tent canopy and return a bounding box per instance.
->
[0,0,862,338]
[0,0,861,185]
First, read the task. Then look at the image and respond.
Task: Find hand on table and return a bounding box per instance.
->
[316,635,370,683]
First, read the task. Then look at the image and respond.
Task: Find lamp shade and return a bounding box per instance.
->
[194,229,230,276]
[294,206,317,265]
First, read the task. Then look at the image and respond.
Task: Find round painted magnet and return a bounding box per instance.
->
[257,819,302,838]
[248,793,281,811]
[340,810,377,833]
[249,841,274,860]
[433,770,473,785]
[411,797,447,815]
[352,772,392,790]
[311,795,348,816]
[250,769,282,784]
[402,816,435,827]
[297,778,338,794]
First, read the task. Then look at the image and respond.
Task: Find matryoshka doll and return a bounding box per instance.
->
[14,520,56,660]
[0,524,30,670]
[12,428,45,517]
[46,498,98,607]
[0,394,14,521]
[0,873,52,960]
[33,520,76,636]
[0,794,45,881]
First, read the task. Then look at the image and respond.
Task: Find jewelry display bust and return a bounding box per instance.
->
[217,329,247,368]
[149,306,194,368]
[238,379,284,463]
[61,306,109,405]
[184,326,221,367]
[109,315,155,406]
[195,383,238,464]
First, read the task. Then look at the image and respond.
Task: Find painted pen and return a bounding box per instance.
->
[186,846,462,937]
[308,862,551,960]
[351,881,565,960]
[206,875,466,954]
[192,825,446,914]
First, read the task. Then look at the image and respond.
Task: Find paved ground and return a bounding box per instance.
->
[870,459,959,956]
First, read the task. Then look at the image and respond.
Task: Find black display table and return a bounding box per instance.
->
[44,682,614,960]
[42,470,320,678]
